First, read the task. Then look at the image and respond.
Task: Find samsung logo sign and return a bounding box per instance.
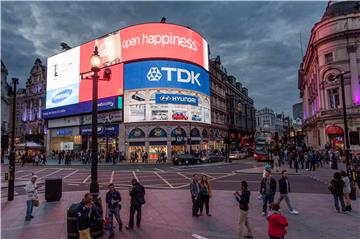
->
[147,67,201,86]
[52,89,72,104]
[156,94,198,106]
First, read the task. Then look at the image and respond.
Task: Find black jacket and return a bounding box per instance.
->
[235,190,250,211]
[260,177,276,195]
[330,179,344,196]
[130,183,146,206]
[76,200,101,230]
[279,177,291,194]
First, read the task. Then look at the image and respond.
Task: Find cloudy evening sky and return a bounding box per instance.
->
[1,1,328,115]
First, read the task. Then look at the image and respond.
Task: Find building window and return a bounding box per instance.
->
[324,52,333,64]
[328,88,340,109]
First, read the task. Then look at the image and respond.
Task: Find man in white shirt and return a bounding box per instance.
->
[24,174,39,221]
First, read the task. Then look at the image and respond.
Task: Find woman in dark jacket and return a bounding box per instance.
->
[199,175,212,216]
[329,172,346,213]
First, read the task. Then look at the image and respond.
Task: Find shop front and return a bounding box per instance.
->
[148,127,168,162]
[171,127,187,155]
[189,128,201,154]
[127,128,146,161]
[80,124,119,152]
[49,127,81,152]
[326,125,344,151]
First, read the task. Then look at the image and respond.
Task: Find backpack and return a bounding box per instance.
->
[137,185,146,205]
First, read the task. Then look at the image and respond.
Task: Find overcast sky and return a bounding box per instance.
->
[1,1,328,116]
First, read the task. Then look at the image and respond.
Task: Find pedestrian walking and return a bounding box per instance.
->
[273,152,280,173]
[260,169,277,216]
[190,174,201,217]
[340,171,352,212]
[77,193,103,239]
[126,179,145,229]
[106,183,122,238]
[294,154,299,173]
[199,175,212,216]
[21,153,26,167]
[328,172,346,213]
[267,203,288,239]
[33,154,39,166]
[234,181,253,239]
[277,170,299,215]
[24,174,39,221]
[310,151,317,171]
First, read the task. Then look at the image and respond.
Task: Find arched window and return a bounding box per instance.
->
[202,129,208,138]
[171,127,186,137]
[190,128,200,137]
[149,127,167,138]
[128,128,145,138]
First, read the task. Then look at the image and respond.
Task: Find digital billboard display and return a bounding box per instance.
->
[45,23,209,121]
[124,60,210,124]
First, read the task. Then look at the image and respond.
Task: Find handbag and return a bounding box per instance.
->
[33,199,40,207]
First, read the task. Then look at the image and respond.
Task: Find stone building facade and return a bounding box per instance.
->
[9,58,47,145]
[298,1,360,150]
[1,61,12,160]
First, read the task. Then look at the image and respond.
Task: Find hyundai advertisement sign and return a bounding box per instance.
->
[155,94,198,106]
[124,60,210,95]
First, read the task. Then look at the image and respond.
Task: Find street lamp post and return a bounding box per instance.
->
[337,71,351,167]
[89,46,101,200]
[8,78,18,201]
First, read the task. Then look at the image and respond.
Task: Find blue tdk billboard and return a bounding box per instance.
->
[124,60,210,95]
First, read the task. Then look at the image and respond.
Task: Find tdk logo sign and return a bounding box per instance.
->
[147,67,201,86]
[52,89,72,104]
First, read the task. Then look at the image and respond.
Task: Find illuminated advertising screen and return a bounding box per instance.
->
[124,60,210,124]
[45,23,209,119]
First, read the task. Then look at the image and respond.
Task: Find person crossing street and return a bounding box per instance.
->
[277,170,299,215]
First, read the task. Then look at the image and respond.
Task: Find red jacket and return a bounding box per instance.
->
[267,212,288,237]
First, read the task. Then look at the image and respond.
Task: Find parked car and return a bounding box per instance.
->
[191,114,202,121]
[200,153,224,163]
[229,150,248,160]
[173,154,200,165]
[172,112,188,120]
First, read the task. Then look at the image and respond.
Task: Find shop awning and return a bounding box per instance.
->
[326,125,344,135]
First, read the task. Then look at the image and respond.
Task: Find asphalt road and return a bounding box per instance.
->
[1,158,330,198]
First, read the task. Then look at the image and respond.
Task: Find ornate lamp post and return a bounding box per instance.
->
[89,47,101,199]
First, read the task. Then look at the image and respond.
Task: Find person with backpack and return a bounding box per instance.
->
[106,183,123,238]
[234,181,253,239]
[267,203,288,239]
[126,179,145,230]
[328,172,346,213]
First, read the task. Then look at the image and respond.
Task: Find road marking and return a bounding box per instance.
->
[17,168,48,179]
[216,180,259,183]
[132,171,139,182]
[192,234,208,239]
[177,172,192,180]
[82,174,91,183]
[153,172,173,188]
[67,183,80,186]
[110,171,114,183]
[209,173,235,182]
[154,168,165,172]
[39,169,63,179]
[63,169,79,179]
[170,166,180,171]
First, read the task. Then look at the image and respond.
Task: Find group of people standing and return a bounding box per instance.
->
[329,170,354,213]
[190,174,213,217]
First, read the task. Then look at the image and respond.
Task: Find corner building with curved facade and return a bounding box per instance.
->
[298,1,360,151]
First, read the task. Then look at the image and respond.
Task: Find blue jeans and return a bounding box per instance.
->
[26,200,34,219]
[108,207,122,236]
[333,194,345,212]
[262,194,274,214]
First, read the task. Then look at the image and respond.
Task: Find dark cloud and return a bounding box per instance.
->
[1,1,327,115]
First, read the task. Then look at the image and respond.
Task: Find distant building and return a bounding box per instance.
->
[1,60,12,160]
[292,102,303,121]
[256,107,276,134]
[9,58,47,145]
[298,1,360,150]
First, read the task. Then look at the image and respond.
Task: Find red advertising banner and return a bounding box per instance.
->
[79,63,124,102]
[80,31,122,74]
[120,23,208,70]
